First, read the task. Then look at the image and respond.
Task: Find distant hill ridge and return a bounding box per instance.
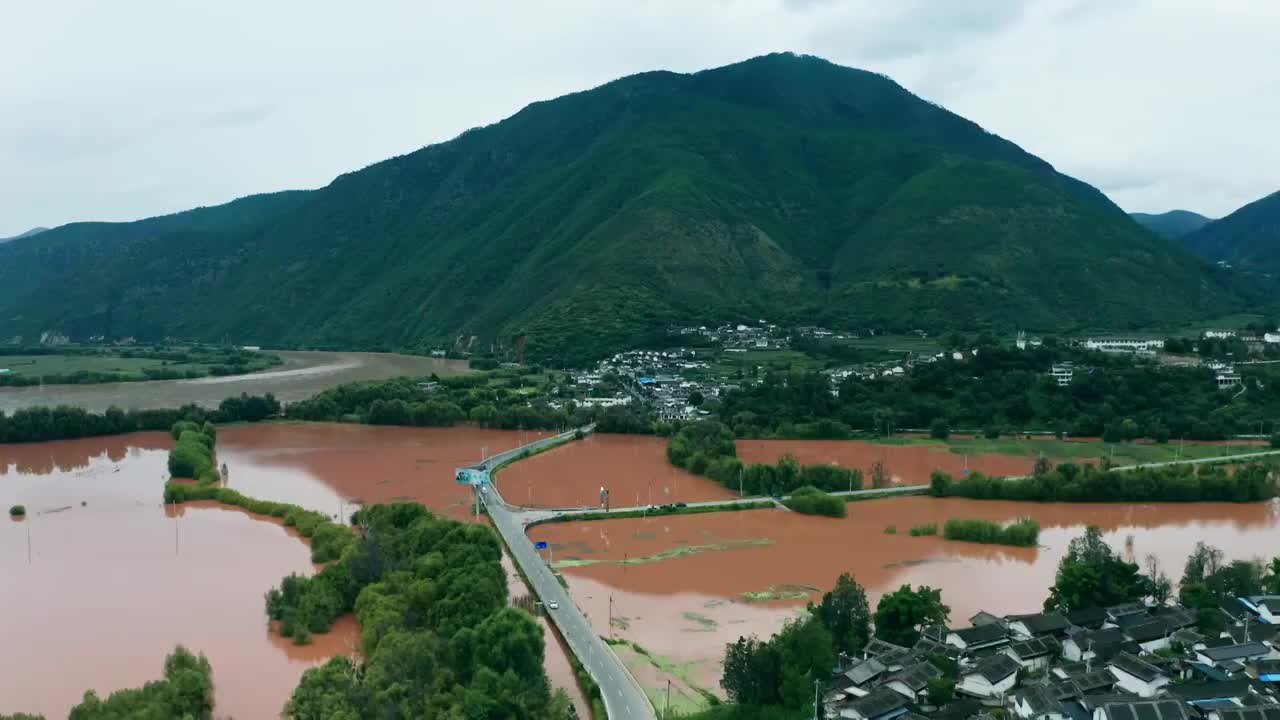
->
[1130,210,1212,239]
[0,53,1237,364]
[0,227,49,243]
[1179,190,1280,273]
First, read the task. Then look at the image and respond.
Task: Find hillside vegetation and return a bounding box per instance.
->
[1130,209,1211,239]
[0,54,1235,364]
[1181,190,1280,273]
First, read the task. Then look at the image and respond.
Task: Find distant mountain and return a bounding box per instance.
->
[1129,210,1211,239]
[0,53,1237,364]
[0,227,49,243]
[1180,190,1280,273]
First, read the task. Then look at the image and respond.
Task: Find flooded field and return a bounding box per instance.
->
[0,433,357,719]
[529,495,1280,710]
[738,438,1039,484]
[216,423,551,521]
[495,433,736,509]
[0,350,468,413]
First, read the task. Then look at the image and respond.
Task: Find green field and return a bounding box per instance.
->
[895,436,1266,467]
[0,347,281,385]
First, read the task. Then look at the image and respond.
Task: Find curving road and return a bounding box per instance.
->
[469,428,656,720]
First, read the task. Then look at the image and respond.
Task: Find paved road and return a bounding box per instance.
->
[469,427,657,720]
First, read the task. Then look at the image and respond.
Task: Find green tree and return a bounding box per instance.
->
[926,677,955,706]
[873,585,950,646]
[775,618,835,709]
[929,418,950,439]
[810,572,871,655]
[1044,526,1146,611]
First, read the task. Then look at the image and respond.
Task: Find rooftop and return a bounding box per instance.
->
[1013,612,1071,635]
[846,687,911,720]
[1201,642,1273,663]
[1216,707,1280,720]
[1100,700,1190,720]
[1108,652,1166,683]
[952,624,1009,646]
[967,654,1020,684]
[1008,636,1062,660]
[886,661,942,692]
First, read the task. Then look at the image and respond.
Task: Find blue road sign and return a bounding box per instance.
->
[534,541,549,550]
[455,468,489,485]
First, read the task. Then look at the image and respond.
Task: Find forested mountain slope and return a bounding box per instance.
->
[1181,190,1280,273]
[0,53,1235,364]
[1130,210,1211,239]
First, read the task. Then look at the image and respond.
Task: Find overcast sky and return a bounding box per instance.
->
[3,0,1278,237]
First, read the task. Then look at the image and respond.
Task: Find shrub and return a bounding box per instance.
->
[909,522,938,536]
[884,524,897,534]
[781,486,845,517]
[9,504,25,517]
[942,517,1039,547]
[929,418,950,439]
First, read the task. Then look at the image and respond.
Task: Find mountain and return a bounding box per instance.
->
[1180,190,1280,273]
[1129,210,1211,239]
[0,227,49,243]
[0,53,1236,364]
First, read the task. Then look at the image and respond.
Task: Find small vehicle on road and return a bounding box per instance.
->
[548,601,559,610]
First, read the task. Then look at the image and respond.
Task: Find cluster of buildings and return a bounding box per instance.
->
[826,595,1280,720]
[570,349,720,421]
[674,321,791,350]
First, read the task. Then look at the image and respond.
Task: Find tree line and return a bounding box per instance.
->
[0,393,280,444]
[667,421,865,495]
[929,460,1277,503]
[167,420,220,483]
[714,344,1280,441]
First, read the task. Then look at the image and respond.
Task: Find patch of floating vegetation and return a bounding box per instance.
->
[738,583,821,603]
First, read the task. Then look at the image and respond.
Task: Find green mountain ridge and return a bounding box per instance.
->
[1180,190,1280,273]
[0,226,49,243]
[1130,209,1212,239]
[0,53,1237,364]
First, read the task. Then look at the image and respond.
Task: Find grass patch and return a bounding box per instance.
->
[738,583,821,603]
[552,538,773,569]
[942,516,1040,547]
[908,522,937,536]
[884,524,897,534]
[682,612,718,630]
[846,487,929,502]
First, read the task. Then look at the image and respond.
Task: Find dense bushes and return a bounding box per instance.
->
[65,645,213,720]
[8,505,24,517]
[781,486,846,517]
[164,482,354,564]
[930,461,1276,503]
[271,503,572,719]
[668,421,863,495]
[909,522,937,536]
[167,421,220,483]
[716,346,1280,441]
[942,517,1040,546]
[0,393,280,444]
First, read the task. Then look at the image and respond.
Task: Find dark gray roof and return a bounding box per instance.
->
[1166,678,1259,701]
[1220,597,1254,620]
[971,611,1005,627]
[952,624,1008,647]
[913,636,958,658]
[1014,612,1071,635]
[1228,622,1280,644]
[847,687,911,720]
[1100,700,1190,720]
[865,638,909,658]
[1125,620,1171,644]
[1108,652,1166,683]
[1106,602,1148,619]
[844,657,888,686]
[1201,642,1272,662]
[1054,670,1116,698]
[1008,636,1062,660]
[1067,607,1108,628]
[1073,627,1128,649]
[967,653,1020,684]
[1019,684,1058,714]
[1255,659,1280,675]
[1216,708,1280,720]
[1114,612,1154,630]
[1151,606,1196,629]
[1251,596,1280,613]
[886,661,941,692]
[1170,628,1204,645]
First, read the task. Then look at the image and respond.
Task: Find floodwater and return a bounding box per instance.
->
[0,433,358,719]
[529,495,1280,706]
[216,423,551,521]
[495,433,737,509]
[738,439,1039,484]
[0,350,468,413]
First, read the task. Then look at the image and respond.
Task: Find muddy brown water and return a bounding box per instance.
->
[0,433,358,719]
[495,433,737,509]
[737,438,1040,484]
[529,495,1280,700]
[0,350,468,413]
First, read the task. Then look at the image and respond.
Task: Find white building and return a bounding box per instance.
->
[957,654,1019,699]
[1106,653,1169,697]
[1049,363,1074,387]
[577,397,631,408]
[1204,330,1237,339]
[1082,338,1164,355]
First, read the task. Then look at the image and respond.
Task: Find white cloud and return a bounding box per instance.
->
[1,0,1277,235]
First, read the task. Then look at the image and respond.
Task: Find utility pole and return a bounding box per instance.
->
[665,679,671,720]
[609,595,614,637]
[813,678,822,720]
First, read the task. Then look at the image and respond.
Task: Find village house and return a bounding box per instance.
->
[1012,684,1065,720]
[1107,652,1170,697]
[835,687,912,720]
[1005,637,1063,672]
[948,624,1011,653]
[1242,597,1280,624]
[958,654,1020,699]
[883,662,942,702]
[1197,642,1276,668]
[1064,628,1130,662]
[1009,612,1072,640]
[838,657,889,697]
[1210,708,1280,720]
